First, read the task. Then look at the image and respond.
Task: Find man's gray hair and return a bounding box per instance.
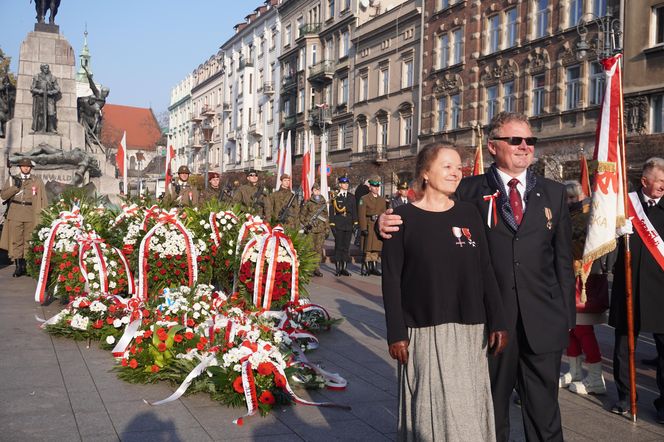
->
[564,180,583,199]
[487,112,531,139]
[643,157,664,177]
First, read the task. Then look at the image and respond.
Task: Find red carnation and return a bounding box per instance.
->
[151,365,160,373]
[274,373,287,388]
[157,342,167,352]
[106,317,114,325]
[257,362,274,376]
[92,319,103,329]
[184,331,194,340]
[121,358,128,367]
[144,330,153,338]
[78,276,86,283]
[159,269,166,275]
[196,342,205,351]
[225,260,230,268]
[129,359,138,369]
[173,334,183,343]
[259,390,275,405]
[156,261,163,267]
[180,263,187,269]
[233,376,244,394]
[135,336,143,344]
[153,276,159,281]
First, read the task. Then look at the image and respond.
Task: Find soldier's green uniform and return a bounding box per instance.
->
[0,159,48,277]
[265,178,299,230]
[164,165,199,207]
[299,184,329,276]
[358,175,387,276]
[233,169,267,216]
[201,171,229,205]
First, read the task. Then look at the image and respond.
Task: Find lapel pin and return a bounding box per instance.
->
[536,192,541,197]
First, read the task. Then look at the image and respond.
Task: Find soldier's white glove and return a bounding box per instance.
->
[616,218,633,236]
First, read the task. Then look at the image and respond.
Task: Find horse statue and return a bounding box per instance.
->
[32,0,61,25]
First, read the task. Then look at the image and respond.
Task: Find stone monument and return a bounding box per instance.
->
[0,3,110,195]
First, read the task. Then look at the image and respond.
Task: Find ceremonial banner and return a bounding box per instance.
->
[580,154,591,198]
[581,54,626,276]
[117,131,128,194]
[284,131,292,188]
[309,130,316,192]
[472,145,484,176]
[320,133,329,203]
[165,145,175,190]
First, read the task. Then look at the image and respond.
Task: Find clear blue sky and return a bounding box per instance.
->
[0,1,254,114]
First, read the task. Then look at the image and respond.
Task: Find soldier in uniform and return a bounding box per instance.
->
[265,174,299,229]
[299,182,329,277]
[389,181,410,209]
[201,171,225,204]
[233,169,267,216]
[0,158,48,277]
[329,175,358,276]
[164,165,199,207]
[359,175,387,276]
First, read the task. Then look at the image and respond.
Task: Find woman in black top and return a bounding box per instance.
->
[382,144,507,441]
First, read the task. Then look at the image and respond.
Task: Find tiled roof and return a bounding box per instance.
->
[100,104,162,151]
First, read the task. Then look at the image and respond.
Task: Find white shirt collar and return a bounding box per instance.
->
[642,191,661,205]
[495,168,527,194]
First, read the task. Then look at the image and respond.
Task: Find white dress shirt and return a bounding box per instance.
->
[495,168,528,211]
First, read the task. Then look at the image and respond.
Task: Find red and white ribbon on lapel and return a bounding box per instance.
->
[137,208,198,301]
[240,226,299,310]
[483,191,500,228]
[77,232,109,293]
[627,192,664,271]
[35,208,84,304]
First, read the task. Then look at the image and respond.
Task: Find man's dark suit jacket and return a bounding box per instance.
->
[456,172,575,354]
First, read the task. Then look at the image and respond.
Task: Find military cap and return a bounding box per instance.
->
[311,182,320,190]
[246,168,258,175]
[280,173,291,180]
[177,165,191,174]
[397,181,409,190]
[17,158,34,168]
[337,176,349,183]
[368,175,381,186]
[208,171,220,180]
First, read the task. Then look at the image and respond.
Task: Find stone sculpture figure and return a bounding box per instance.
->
[33,0,61,25]
[30,64,61,133]
[10,144,101,186]
[77,66,109,145]
[0,76,16,138]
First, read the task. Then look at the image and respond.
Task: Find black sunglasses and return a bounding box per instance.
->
[491,136,538,146]
[247,173,258,177]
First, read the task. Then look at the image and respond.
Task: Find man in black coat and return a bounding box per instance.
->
[330,176,358,276]
[609,157,664,421]
[378,112,575,441]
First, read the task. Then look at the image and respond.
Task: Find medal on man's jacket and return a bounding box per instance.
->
[544,207,553,230]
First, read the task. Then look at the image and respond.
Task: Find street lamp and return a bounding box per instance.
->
[575,8,622,61]
[201,119,213,190]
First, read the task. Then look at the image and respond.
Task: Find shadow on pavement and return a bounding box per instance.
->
[120,411,183,441]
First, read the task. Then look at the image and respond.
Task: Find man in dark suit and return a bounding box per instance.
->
[330,176,358,276]
[378,112,575,441]
[609,157,664,421]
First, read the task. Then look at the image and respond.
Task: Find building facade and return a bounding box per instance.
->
[168,74,194,170]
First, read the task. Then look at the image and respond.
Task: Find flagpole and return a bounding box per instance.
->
[617,58,637,422]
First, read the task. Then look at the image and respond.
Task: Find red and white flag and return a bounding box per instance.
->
[579,154,591,198]
[309,130,316,192]
[284,130,292,189]
[275,132,285,191]
[117,131,128,194]
[472,145,484,176]
[301,131,312,200]
[165,145,175,190]
[581,54,626,276]
[319,132,329,204]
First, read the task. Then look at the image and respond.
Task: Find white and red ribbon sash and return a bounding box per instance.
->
[234,358,259,425]
[137,209,198,301]
[112,203,142,227]
[627,192,664,271]
[144,354,217,406]
[483,191,500,228]
[209,212,222,248]
[111,297,143,357]
[77,232,109,293]
[240,226,299,310]
[35,209,84,304]
[140,205,162,231]
[113,246,136,295]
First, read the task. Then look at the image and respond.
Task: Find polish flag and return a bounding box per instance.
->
[117,131,128,194]
[301,131,311,200]
[472,145,484,176]
[165,145,175,189]
[283,130,292,189]
[309,130,316,192]
[275,132,285,191]
[319,132,329,204]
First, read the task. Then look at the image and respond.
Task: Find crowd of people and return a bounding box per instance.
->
[378,111,664,441]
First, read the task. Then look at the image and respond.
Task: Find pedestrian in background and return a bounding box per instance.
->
[382,144,507,441]
[0,158,47,277]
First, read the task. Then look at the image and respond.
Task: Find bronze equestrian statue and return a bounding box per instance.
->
[32,0,61,25]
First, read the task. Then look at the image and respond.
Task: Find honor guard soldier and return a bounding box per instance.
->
[299,182,329,277]
[390,181,410,209]
[233,169,267,216]
[330,175,358,276]
[0,158,48,277]
[201,171,227,204]
[359,175,387,276]
[164,165,199,207]
[265,174,299,229]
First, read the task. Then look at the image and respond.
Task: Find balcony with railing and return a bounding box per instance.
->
[308,60,335,84]
[238,58,254,70]
[189,112,203,123]
[219,102,232,113]
[308,107,332,128]
[366,144,388,163]
[263,82,275,94]
[283,115,297,128]
[248,122,262,137]
[298,23,321,39]
[201,105,215,117]
[281,75,297,92]
[227,130,236,141]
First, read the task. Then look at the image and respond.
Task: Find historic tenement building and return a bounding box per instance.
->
[419,0,621,177]
[623,0,664,170]
[220,1,282,173]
